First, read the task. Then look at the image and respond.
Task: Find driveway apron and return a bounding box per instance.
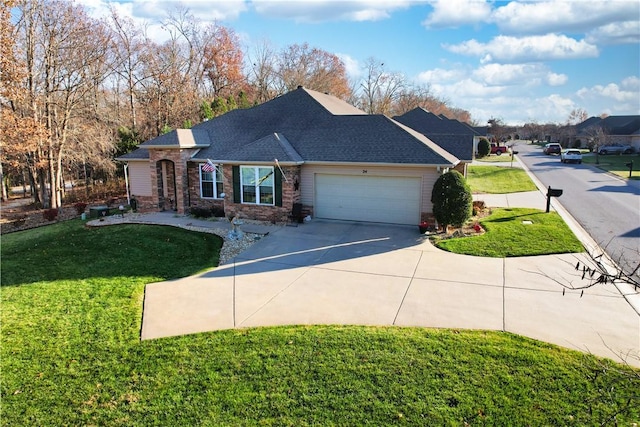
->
[141,220,639,366]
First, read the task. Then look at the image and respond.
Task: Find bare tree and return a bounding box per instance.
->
[109,7,150,132]
[12,0,115,208]
[247,39,278,104]
[356,57,405,115]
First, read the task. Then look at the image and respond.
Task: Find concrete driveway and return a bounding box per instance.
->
[141,219,639,366]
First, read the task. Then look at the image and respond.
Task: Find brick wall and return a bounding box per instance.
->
[217,164,302,224]
[148,148,198,214]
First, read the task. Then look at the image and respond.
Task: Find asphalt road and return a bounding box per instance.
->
[514,141,640,276]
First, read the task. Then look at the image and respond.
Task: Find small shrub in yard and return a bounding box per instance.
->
[431,170,473,232]
[190,206,213,218]
[477,137,490,157]
[212,206,225,217]
[73,202,87,215]
[42,208,58,221]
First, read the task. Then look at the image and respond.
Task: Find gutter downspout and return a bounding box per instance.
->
[124,163,130,205]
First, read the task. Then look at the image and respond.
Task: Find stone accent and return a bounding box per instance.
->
[148,148,198,214]
[130,195,154,212]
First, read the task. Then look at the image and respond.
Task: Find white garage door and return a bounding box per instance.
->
[315,174,421,225]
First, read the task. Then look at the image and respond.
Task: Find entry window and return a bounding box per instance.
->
[200,164,223,198]
[240,166,274,205]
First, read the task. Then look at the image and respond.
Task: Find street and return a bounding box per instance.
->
[514,141,640,277]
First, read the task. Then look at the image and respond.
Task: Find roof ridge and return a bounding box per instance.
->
[273,133,304,163]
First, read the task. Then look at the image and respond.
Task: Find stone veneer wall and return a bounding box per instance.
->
[148,148,198,214]
[130,195,155,212]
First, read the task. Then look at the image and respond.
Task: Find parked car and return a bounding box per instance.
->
[560,149,582,164]
[490,142,509,155]
[597,144,635,155]
[543,143,562,155]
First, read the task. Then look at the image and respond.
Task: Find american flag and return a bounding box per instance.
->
[202,159,216,173]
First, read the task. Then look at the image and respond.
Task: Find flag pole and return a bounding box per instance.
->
[274,159,289,182]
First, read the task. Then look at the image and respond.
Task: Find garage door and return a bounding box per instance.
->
[315,174,421,225]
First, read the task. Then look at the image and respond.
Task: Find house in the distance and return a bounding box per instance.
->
[393,108,477,176]
[118,87,460,226]
[574,115,640,150]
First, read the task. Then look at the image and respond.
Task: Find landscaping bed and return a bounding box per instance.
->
[0,196,129,235]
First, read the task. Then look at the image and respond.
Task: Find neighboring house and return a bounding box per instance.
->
[574,115,640,150]
[117,87,460,226]
[393,108,476,176]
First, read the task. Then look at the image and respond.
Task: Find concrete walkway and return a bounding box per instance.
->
[134,157,639,366]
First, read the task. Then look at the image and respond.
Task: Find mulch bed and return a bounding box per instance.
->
[1,197,128,235]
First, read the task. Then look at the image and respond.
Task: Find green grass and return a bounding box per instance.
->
[467,165,538,194]
[582,153,640,180]
[435,208,584,257]
[2,221,638,425]
[474,153,516,162]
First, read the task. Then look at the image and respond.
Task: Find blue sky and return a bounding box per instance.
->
[81,0,640,125]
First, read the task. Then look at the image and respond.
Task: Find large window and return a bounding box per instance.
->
[240,166,274,205]
[200,164,223,198]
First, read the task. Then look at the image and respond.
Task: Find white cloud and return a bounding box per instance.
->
[422,0,491,29]
[445,34,599,63]
[576,77,640,113]
[336,53,362,79]
[472,63,566,87]
[491,1,638,37]
[252,0,413,23]
[77,0,247,23]
[586,20,640,45]
[416,67,467,84]
[546,72,567,87]
[128,0,247,21]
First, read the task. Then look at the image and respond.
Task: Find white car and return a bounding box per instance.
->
[560,149,582,164]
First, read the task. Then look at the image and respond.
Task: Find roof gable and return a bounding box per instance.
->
[210,133,304,164]
[393,108,475,161]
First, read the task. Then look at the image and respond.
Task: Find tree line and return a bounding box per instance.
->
[1,0,470,208]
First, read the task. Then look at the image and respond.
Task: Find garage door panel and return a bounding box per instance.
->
[315,174,421,225]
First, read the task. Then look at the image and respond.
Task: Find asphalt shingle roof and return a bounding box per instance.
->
[190,87,458,166]
[393,108,475,161]
[116,148,149,161]
[576,115,640,136]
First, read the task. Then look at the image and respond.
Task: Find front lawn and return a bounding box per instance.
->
[467,165,538,194]
[435,208,584,257]
[582,153,640,180]
[474,153,516,163]
[2,221,637,425]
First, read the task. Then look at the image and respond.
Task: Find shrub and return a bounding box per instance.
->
[74,202,87,215]
[43,208,59,222]
[477,138,490,157]
[431,170,473,232]
[190,206,213,218]
[212,207,225,217]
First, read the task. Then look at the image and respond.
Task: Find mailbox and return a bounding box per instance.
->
[548,188,563,197]
[546,186,563,213]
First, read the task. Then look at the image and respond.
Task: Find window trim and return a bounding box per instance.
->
[239,165,275,205]
[199,164,223,199]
